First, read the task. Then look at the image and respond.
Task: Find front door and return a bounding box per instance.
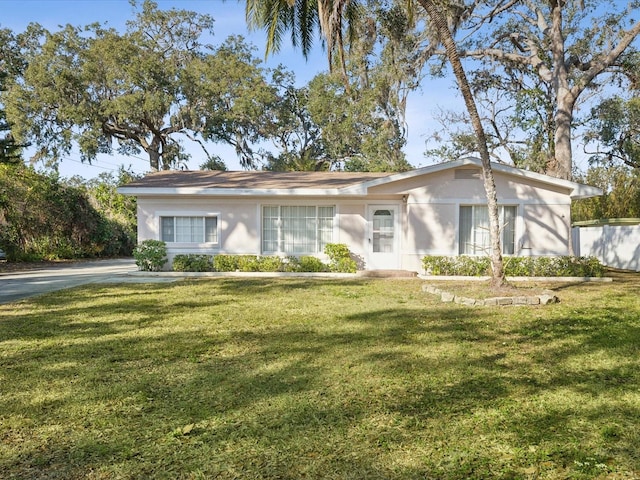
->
[367,205,399,270]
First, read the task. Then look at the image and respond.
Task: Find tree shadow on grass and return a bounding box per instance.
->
[1,277,639,478]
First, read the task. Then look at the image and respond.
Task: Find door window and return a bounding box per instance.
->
[372,209,394,253]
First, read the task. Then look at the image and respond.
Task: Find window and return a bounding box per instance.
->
[161,216,218,244]
[262,205,335,254]
[372,209,394,253]
[459,205,517,255]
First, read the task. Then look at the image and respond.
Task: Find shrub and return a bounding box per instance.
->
[324,243,357,273]
[235,255,258,272]
[255,256,285,272]
[172,254,214,272]
[298,256,328,272]
[422,256,491,276]
[133,240,167,271]
[213,255,239,272]
[281,256,302,272]
[422,255,605,277]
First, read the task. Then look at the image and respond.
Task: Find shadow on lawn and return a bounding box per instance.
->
[1,277,639,478]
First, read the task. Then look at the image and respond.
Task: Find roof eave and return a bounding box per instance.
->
[117,187,356,197]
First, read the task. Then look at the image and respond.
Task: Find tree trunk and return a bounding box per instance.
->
[147,135,165,172]
[549,0,573,181]
[418,0,505,287]
[148,148,160,172]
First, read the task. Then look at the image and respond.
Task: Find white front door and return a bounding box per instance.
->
[367,205,399,270]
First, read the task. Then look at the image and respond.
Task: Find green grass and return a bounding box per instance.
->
[1,276,639,479]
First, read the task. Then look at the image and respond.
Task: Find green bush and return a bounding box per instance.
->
[211,254,332,273]
[133,240,167,271]
[213,255,239,272]
[281,256,303,272]
[422,255,605,277]
[171,253,355,274]
[0,164,136,261]
[324,243,358,273]
[422,256,491,276]
[236,255,260,272]
[331,257,357,274]
[298,256,328,272]
[172,254,214,272]
[255,256,285,272]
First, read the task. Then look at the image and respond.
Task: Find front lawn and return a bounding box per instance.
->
[1,277,639,479]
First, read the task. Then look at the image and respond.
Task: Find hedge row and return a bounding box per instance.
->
[133,241,358,273]
[422,255,606,277]
[172,254,332,273]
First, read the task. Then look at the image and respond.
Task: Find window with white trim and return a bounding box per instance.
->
[161,216,219,244]
[459,205,516,255]
[262,205,335,254]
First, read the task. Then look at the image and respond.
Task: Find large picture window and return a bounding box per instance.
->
[459,205,516,255]
[262,205,335,254]
[161,216,218,244]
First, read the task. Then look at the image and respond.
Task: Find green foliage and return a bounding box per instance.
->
[503,256,606,278]
[324,243,357,273]
[172,254,214,272]
[236,255,261,272]
[423,255,605,277]
[0,73,23,165]
[3,2,275,172]
[297,255,328,272]
[0,164,134,261]
[133,240,167,272]
[422,256,491,276]
[254,255,286,272]
[307,73,411,172]
[572,165,640,221]
[425,0,640,176]
[212,255,284,272]
[585,96,640,169]
[209,254,331,273]
[212,254,240,272]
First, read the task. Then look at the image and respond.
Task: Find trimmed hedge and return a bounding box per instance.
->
[171,247,359,274]
[171,254,325,273]
[172,254,213,272]
[422,255,606,277]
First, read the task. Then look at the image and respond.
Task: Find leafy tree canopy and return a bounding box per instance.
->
[425,0,640,179]
[573,165,640,221]
[2,1,276,172]
[584,96,640,170]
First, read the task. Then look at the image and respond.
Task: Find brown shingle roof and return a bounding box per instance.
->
[123,170,392,190]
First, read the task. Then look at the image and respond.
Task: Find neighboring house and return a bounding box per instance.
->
[118,157,602,272]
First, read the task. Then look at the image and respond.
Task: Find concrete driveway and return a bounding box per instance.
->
[0,258,176,304]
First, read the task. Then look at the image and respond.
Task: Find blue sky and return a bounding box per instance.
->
[2,0,455,179]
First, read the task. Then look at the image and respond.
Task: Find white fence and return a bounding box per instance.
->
[573,225,640,271]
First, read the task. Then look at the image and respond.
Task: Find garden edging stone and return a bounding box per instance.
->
[422,284,560,306]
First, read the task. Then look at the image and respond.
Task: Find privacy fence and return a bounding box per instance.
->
[573,222,640,272]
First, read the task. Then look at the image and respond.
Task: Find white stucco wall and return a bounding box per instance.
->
[390,168,573,272]
[133,167,577,272]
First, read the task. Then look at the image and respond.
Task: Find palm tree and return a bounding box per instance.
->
[245,0,357,87]
[243,0,506,286]
[416,0,504,285]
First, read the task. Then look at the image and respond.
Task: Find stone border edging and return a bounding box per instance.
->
[421,284,559,307]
